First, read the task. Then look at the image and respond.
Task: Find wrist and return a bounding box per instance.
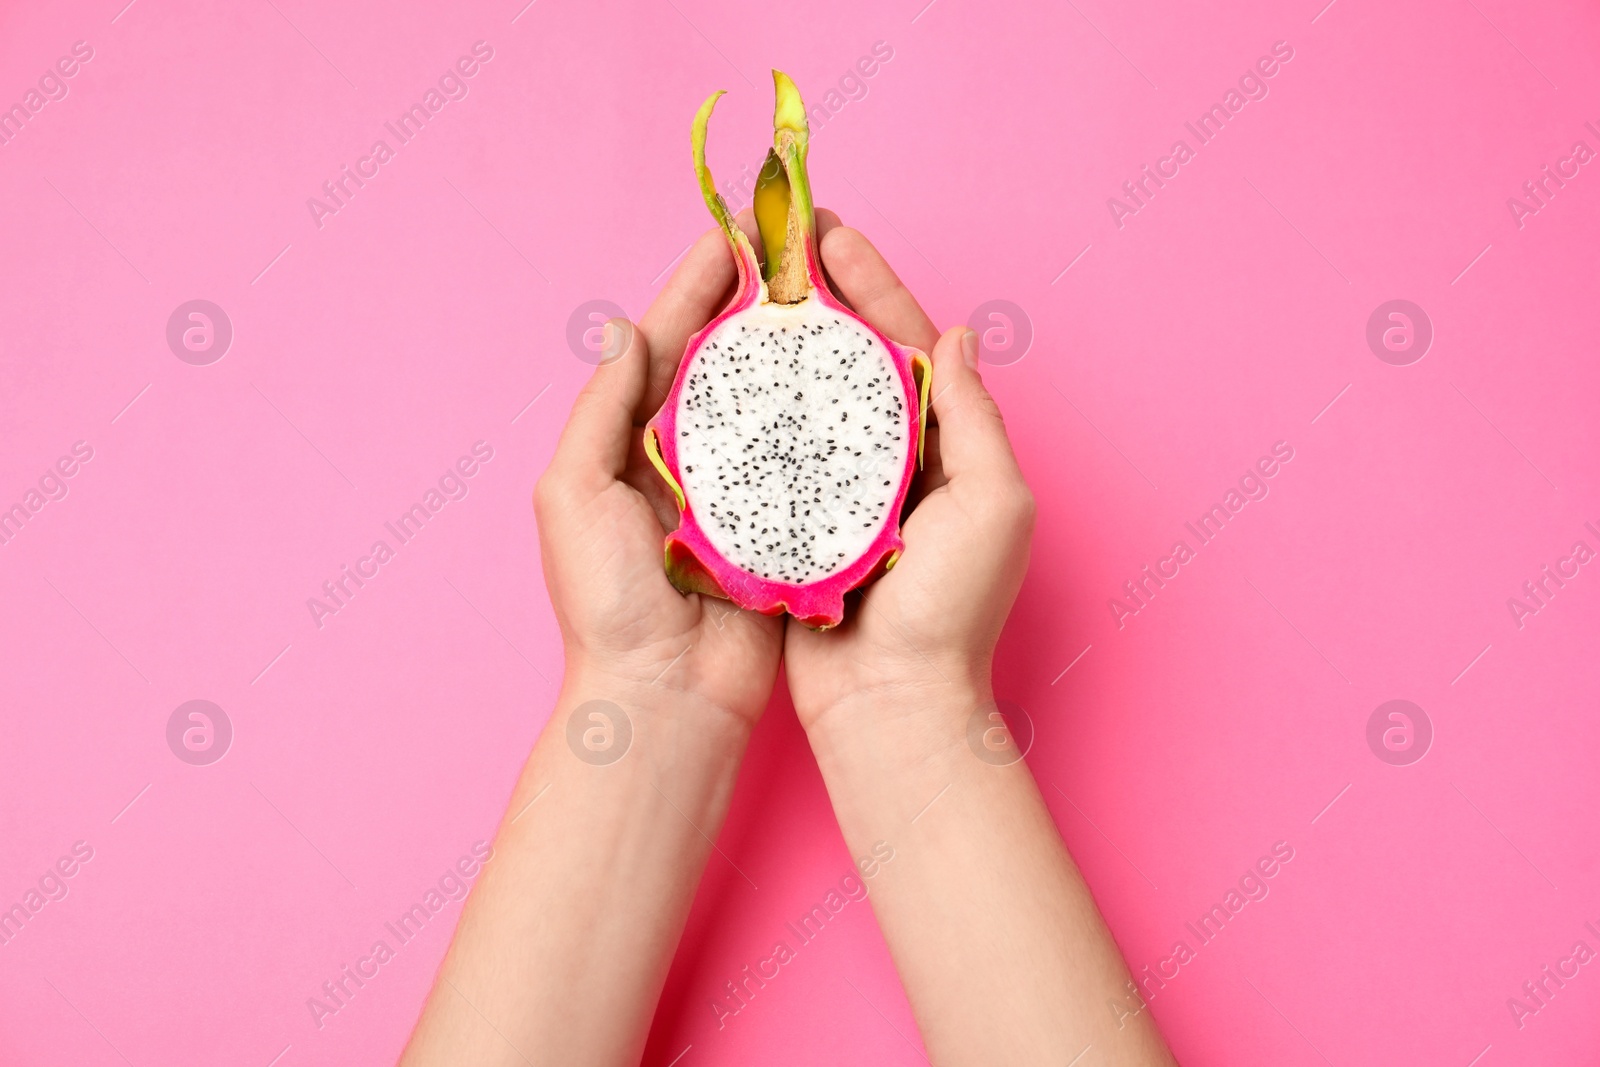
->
[803,677,995,774]
[557,659,752,761]
[802,677,1046,852]
[560,628,777,725]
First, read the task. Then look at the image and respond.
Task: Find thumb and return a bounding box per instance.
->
[926,325,1022,484]
[550,318,648,485]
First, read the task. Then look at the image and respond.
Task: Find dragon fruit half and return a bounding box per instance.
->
[644,71,930,630]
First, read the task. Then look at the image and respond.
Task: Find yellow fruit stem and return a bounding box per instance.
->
[758,70,815,304]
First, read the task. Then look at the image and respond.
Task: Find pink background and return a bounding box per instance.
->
[2,0,1598,1063]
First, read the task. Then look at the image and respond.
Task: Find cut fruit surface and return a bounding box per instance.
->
[676,304,911,585]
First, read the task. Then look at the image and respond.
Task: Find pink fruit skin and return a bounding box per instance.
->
[645,231,923,629]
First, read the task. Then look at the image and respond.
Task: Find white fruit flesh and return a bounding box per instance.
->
[674,300,910,585]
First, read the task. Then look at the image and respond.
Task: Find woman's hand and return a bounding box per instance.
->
[781,221,1174,1067]
[535,222,783,724]
[782,220,1035,733]
[403,222,787,1067]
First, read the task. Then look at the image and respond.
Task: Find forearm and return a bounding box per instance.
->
[401,666,750,1067]
[806,684,1174,1066]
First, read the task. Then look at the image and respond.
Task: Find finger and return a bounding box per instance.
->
[639,227,740,412]
[927,326,1023,483]
[621,436,682,532]
[816,207,843,241]
[906,425,947,507]
[812,208,852,309]
[550,319,649,485]
[734,207,762,266]
[817,225,939,353]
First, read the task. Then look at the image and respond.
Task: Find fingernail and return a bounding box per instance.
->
[601,319,630,364]
[961,329,980,370]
